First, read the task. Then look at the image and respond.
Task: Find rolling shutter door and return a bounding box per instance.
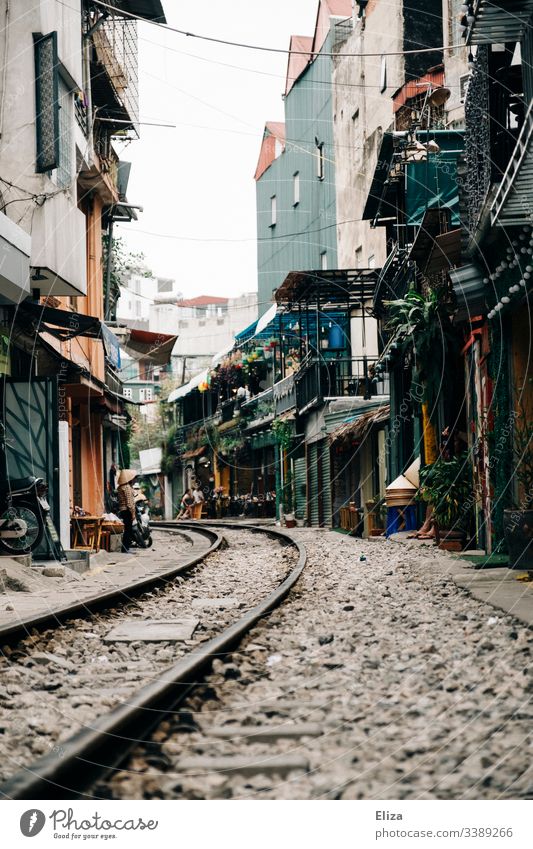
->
[293,456,306,521]
[319,439,332,527]
[308,442,319,527]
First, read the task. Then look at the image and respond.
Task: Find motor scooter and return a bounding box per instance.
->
[132,492,152,548]
[0,476,50,555]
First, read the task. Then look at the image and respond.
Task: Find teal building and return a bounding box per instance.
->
[255,3,352,317]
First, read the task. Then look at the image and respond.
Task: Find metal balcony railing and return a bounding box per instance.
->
[273,373,296,416]
[92,14,139,137]
[294,357,389,413]
[333,17,353,50]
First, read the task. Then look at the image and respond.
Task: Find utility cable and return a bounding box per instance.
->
[93,0,464,59]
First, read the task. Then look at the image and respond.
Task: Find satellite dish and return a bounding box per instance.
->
[429,86,451,107]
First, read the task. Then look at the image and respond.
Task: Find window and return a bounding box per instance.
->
[355,246,363,268]
[380,56,387,93]
[34,31,59,173]
[293,171,300,206]
[316,142,325,180]
[270,194,277,227]
[320,251,328,271]
[139,387,153,402]
[54,77,73,189]
[368,254,376,269]
[123,387,133,399]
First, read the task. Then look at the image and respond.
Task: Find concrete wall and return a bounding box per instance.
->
[332,2,404,273]
[0,1,87,296]
[442,0,469,128]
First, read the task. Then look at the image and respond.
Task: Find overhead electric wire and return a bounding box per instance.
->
[94,0,464,59]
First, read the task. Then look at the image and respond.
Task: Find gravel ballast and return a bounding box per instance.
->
[105,531,533,801]
[0,529,295,784]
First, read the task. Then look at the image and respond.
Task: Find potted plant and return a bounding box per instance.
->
[418,454,472,550]
[384,288,458,414]
[504,402,533,568]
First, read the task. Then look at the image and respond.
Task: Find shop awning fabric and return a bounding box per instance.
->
[19,300,102,339]
[112,328,177,365]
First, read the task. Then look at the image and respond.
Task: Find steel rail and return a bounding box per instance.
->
[0,525,222,646]
[0,524,306,800]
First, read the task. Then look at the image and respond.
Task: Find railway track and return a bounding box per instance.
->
[0,525,222,646]
[0,523,306,800]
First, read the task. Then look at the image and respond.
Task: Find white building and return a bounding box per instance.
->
[115,266,180,330]
[149,293,258,382]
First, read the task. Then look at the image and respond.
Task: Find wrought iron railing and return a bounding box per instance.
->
[273,373,296,416]
[333,17,353,49]
[294,357,389,412]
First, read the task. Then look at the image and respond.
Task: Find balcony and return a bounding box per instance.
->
[295,357,389,414]
[273,374,296,416]
[333,17,353,50]
[91,15,139,137]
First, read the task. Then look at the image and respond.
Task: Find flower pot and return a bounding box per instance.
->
[436,526,467,552]
[504,508,533,569]
[285,512,296,528]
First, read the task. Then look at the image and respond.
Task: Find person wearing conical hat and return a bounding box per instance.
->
[117,469,137,553]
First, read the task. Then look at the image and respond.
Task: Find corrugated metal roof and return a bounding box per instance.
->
[392,66,445,113]
[176,295,229,307]
[285,35,313,96]
[466,0,533,44]
[254,122,286,181]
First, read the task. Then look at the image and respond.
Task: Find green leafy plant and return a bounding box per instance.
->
[272,419,292,449]
[384,289,458,414]
[418,454,472,530]
[282,467,293,513]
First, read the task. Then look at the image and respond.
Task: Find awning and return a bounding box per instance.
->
[466,0,533,44]
[276,268,378,306]
[115,1,167,22]
[235,319,258,343]
[19,300,101,339]
[255,303,277,335]
[111,327,177,365]
[166,368,209,404]
[212,343,234,366]
[329,404,390,444]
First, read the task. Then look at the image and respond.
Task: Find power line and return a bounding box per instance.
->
[138,32,465,92]
[94,1,463,59]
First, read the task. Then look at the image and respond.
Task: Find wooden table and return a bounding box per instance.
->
[70,516,103,551]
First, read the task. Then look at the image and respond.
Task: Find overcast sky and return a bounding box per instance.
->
[114,1,319,301]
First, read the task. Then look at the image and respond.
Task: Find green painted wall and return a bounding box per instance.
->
[256,28,339,317]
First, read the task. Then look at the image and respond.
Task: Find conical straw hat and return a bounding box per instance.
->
[117,469,137,485]
[403,457,421,488]
[386,474,416,492]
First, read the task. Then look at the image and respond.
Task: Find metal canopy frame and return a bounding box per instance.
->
[275,268,378,308]
[466,0,533,45]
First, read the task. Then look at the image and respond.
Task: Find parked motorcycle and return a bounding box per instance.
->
[132,492,152,549]
[0,476,50,555]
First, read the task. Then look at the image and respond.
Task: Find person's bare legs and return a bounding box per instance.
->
[407,505,435,539]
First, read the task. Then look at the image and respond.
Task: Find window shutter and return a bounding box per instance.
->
[34,31,60,173]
